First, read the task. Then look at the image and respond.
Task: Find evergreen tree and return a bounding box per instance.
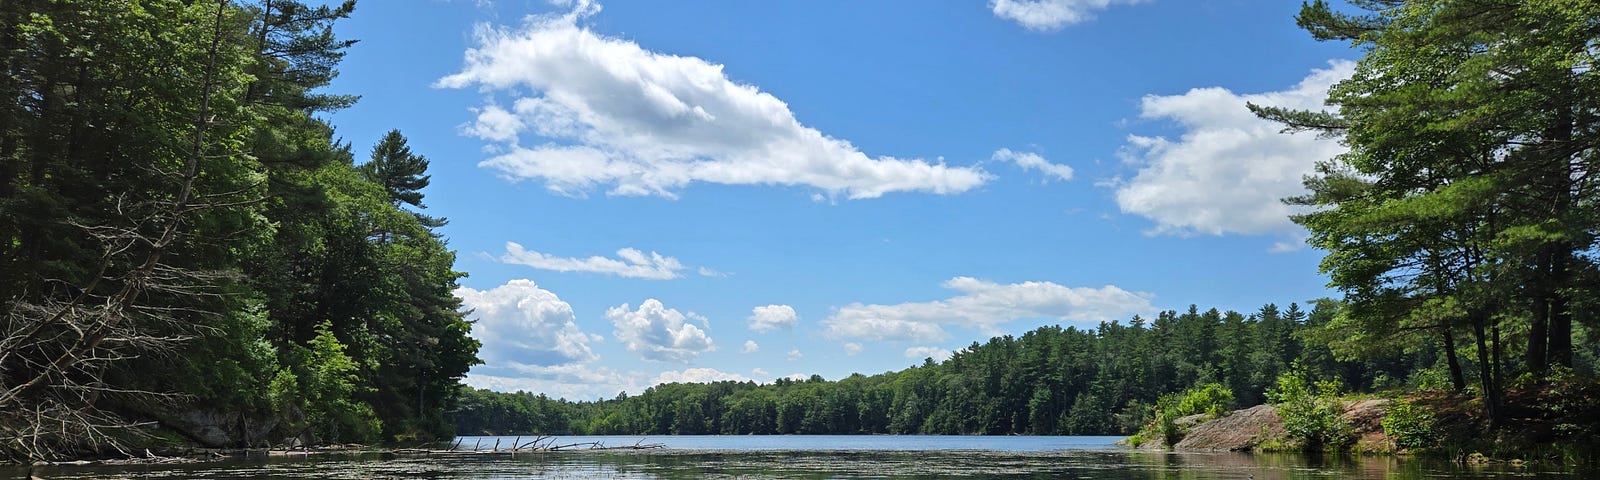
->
[1259,0,1600,425]
[361,129,445,228]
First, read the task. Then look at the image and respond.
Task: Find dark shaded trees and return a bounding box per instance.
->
[1,0,477,460]
[1,0,261,460]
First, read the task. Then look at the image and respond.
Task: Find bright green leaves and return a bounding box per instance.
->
[1269,367,1353,451]
[1381,398,1438,450]
[279,320,382,443]
[1138,382,1236,447]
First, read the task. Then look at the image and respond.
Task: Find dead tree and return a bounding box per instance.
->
[0,0,238,463]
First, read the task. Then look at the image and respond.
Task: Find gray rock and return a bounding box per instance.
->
[159,407,279,448]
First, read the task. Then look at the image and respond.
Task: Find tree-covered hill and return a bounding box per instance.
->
[452,301,1476,437]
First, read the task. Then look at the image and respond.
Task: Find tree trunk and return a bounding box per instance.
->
[1542,104,1576,369]
[1548,250,1573,368]
[1442,326,1466,392]
[1527,249,1549,373]
[1527,297,1548,371]
[1469,309,1501,429]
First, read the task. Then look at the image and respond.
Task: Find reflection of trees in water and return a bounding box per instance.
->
[24,449,1581,479]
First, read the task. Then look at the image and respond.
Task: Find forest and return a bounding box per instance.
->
[1,0,479,462]
[451,304,1352,436]
[451,300,1595,438]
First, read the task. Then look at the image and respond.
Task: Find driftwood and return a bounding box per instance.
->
[460,436,665,453]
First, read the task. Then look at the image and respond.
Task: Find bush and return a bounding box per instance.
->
[1171,383,1234,419]
[1268,368,1351,451]
[1131,382,1235,447]
[1381,399,1436,450]
[277,321,382,444]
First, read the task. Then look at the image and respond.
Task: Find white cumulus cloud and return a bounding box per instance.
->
[990,0,1146,31]
[499,241,688,280]
[822,277,1155,342]
[843,342,864,356]
[607,299,716,363]
[904,346,953,363]
[464,105,523,142]
[786,349,803,361]
[748,304,799,332]
[454,279,599,366]
[742,340,760,353]
[437,9,989,199]
[1113,61,1353,238]
[992,148,1073,181]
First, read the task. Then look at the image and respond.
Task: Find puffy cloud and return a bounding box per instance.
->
[822,277,1155,342]
[742,340,760,353]
[437,10,989,199]
[843,342,864,356]
[990,0,1145,31]
[607,299,716,363]
[1113,61,1353,238]
[464,105,523,142]
[499,241,687,280]
[904,346,953,363]
[748,304,799,332]
[653,367,752,385]
[786,349,803,361]
[454,279,598,366]
[992,148,1073,181]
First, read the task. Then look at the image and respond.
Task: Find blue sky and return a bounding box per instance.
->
[324,0,1359,400]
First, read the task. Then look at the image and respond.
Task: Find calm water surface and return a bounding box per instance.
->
[19,435,1589,479]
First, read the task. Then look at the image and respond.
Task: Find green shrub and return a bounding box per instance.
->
[1131,382,1235,447]
[1268,368,1351,451]
[1381,399,1436,450]
[277,321,382,444]
[1172,383,1234,419]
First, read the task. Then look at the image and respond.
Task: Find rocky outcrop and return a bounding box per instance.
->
[1339,398,1392,452]
[1172,404,1285,451]
[155,407,281,448]
[1147,399,1392,452]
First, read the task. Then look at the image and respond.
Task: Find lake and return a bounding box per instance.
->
[18,435,1590,479]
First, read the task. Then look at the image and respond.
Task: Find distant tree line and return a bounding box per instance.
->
[1,0,478,461]
[453,301,1506,436]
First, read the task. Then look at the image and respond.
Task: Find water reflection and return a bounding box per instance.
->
[17,447,1591,479]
